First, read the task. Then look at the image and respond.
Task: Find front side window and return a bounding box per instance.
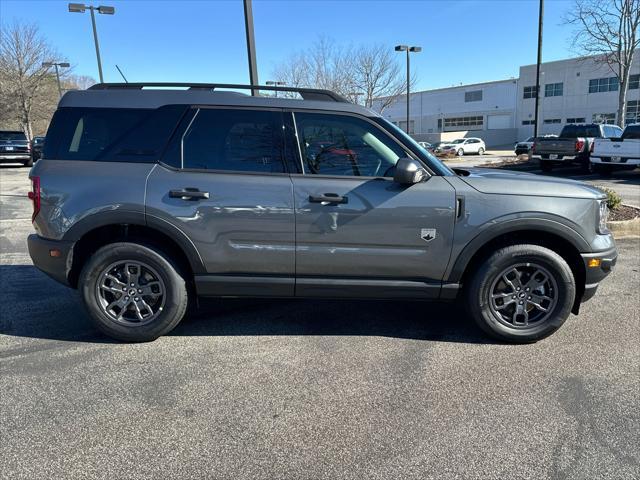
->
[181,109,285,173]
[294,112,407,177]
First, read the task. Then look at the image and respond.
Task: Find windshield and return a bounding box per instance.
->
[373,117,454,176]
[526,137,534,142]
[451,139,465,144]
[0,131,27,141]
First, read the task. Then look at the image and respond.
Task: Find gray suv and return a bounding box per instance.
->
[27,83,617,343]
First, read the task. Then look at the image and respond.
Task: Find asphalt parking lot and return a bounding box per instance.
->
[1,164,639,479]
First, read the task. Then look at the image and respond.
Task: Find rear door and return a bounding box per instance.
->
[145,107,296,296]
[288,111,456,299]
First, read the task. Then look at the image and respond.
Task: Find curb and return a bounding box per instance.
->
[608,205,640,238]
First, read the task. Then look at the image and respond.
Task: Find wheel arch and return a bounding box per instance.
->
[64,213,205,288]
[449,220,588,313]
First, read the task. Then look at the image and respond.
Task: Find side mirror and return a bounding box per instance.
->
[394,158,429,185]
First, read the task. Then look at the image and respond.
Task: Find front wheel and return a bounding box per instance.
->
[457,149,464,156]
[79,242,189,342]
[477,147,485,155]
[465,244,576,343]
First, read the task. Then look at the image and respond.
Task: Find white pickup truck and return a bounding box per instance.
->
[591,124,640,175]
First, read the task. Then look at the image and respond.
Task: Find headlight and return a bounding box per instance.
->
[597,199,609,234]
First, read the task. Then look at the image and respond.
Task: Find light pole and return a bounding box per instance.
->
[266,80,286,97]
[42,61,70,98]
[68,3,115,83]
[533,0,544,138]
[243,0,259,96]
[395,45,421,134]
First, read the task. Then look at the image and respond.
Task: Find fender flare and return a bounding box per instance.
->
[62,210,206,274]
[446,217,590,283]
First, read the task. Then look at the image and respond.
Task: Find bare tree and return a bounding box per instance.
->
[272,38,412,110]
[566,0,640,127]
[0,22,62,140]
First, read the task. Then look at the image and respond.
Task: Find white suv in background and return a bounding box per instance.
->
[436,137,486,156]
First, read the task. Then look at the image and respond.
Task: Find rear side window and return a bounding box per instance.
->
[43,106,186,162]
[622,125,640,139]
[181,109,286,173]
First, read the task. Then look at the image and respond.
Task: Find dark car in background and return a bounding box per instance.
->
[30,136,45,163]
[0,131,32,167]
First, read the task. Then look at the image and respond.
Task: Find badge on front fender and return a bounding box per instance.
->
[420,228,436,242]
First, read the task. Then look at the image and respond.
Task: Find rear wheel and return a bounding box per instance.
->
[465,244,575,343]
[457,148,464,156]
[23,157,33,167]
[79,242,189,342]
[478,147,485,155]
[540,160,553,172]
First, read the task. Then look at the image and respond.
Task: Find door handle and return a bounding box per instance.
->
[169,188,210,200]
[309,193,348,204]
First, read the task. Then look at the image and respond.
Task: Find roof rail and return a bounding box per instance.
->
[88,82,350,103]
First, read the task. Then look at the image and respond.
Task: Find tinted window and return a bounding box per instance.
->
[44,106,186,162]
[0,132,26,141]
[560,125,601,138]
[295,112,407,177]
[622,125,640,139]
[181,109,285,173]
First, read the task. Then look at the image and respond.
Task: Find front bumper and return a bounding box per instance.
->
[580,246,618,303]
[27,234,74,286]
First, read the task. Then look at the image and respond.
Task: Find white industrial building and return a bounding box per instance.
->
[373,51,640,147]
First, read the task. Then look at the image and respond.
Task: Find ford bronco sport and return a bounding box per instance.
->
[27,83,617,343]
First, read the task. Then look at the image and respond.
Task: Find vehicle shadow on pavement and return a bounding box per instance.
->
[0,265,500,345]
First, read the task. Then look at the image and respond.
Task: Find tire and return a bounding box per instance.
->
[465,244,576,343]
[23,157,33,167]
[540,160,553,172]
[79,242,189,342]
[457,148,464,156]
[580,160,591,173]
[593,164,612,176]
[478,147,485,156]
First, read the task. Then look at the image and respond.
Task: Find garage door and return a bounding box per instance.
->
[487,114,511,130]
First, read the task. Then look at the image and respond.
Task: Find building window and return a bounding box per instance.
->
[543,118,561,124]
[545,82,563,97]
[523,86,537,99]
[437,118,442,131]
[629,74,639,90]
[522,120,536,125]
[626,100,639,125]
[464,90,483,102]
[589,77,619,93]
[566,117,586,124]
[399,120,415,134]
[443,116,484,129]
[592,113,617,124]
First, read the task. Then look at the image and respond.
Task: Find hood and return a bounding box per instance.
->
[456,168,605,199]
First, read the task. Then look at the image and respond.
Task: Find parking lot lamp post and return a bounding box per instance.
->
[266,80,286,97]
[68,3,115,83]
[395,45,421,134]
[42,62,70,98]
[534,0,544,137]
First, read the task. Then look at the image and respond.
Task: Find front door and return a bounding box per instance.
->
[289,111,456,299]
[145,107,296,296]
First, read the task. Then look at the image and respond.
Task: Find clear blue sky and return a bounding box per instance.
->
[2,0,577,91]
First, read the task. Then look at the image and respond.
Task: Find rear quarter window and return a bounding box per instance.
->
[43,106,186,162]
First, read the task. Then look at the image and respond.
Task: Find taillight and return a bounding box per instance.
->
[575,139,585,152]
[590,141,594,153]
[28,176,40,222]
